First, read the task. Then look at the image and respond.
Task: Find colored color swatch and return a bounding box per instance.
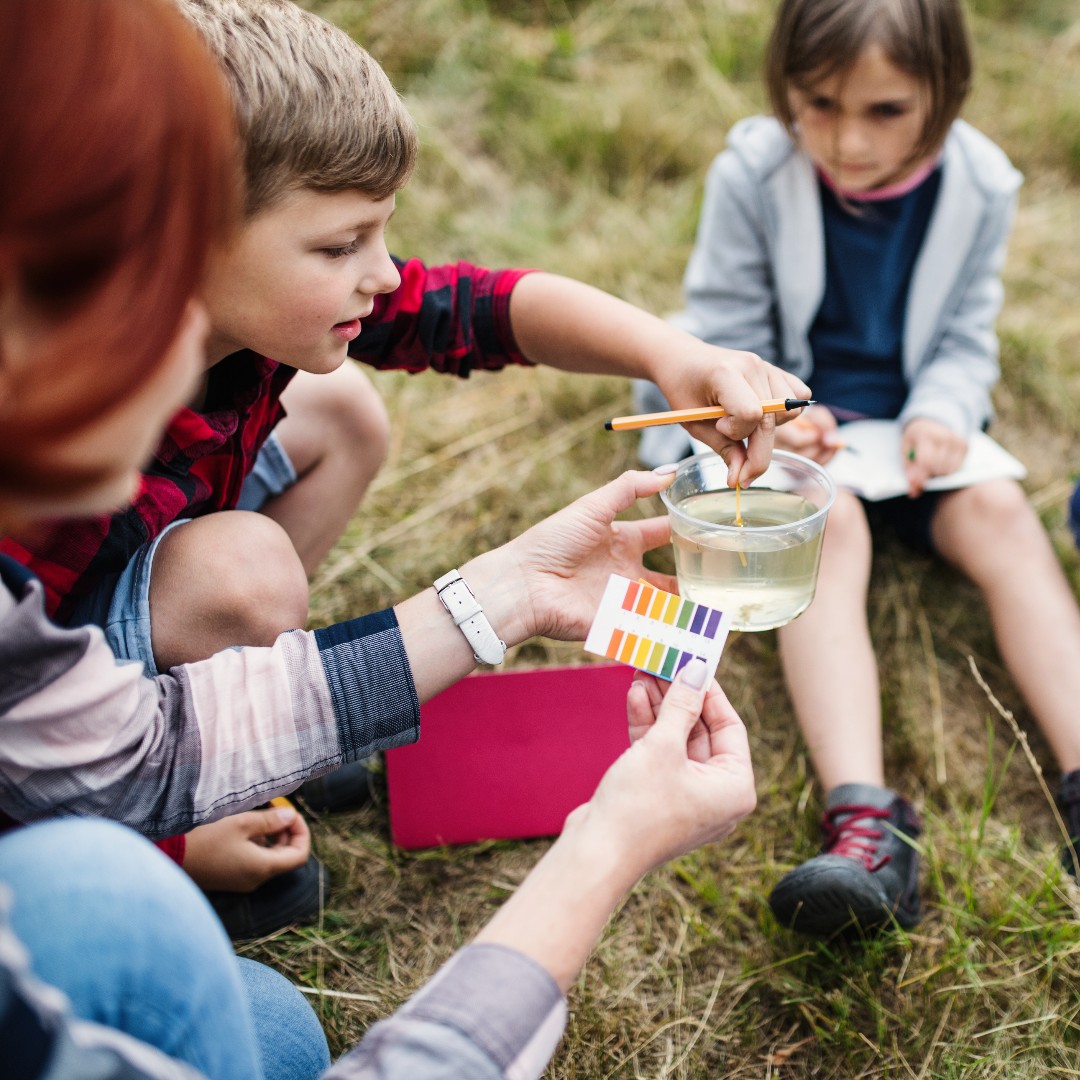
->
[583,574,732,680]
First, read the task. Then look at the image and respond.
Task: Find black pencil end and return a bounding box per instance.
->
[603,421,613,430]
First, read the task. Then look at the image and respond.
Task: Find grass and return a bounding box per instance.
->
[245,1,1080,1074]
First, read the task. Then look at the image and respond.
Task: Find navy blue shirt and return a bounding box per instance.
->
[808,167,942,420]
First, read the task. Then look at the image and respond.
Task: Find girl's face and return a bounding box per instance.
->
[789,43,932,192]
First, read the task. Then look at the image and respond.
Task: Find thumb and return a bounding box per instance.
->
[243,805,297,839]
[647,658,711,748]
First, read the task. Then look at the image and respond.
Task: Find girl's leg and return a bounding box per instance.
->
[778,490,884,788]
[770,494,922,935]
[0,819,264,1080]
[933,480,1080,772]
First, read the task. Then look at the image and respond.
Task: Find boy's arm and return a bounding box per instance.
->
[506,271,808,481]
[355,255,807,483]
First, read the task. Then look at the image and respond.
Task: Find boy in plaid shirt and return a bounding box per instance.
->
[1,0,806,931]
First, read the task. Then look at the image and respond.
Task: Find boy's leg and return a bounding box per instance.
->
[249,362,390,813]
[933,479,1080,773]
[148,510,310,669]
[260,361,390,575]
[777,490,884,788]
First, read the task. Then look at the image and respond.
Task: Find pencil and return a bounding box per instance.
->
[604,397,815,432]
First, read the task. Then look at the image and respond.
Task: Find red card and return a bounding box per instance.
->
[386,664,634,848]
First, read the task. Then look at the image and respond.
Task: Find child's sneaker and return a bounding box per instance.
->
[205,853,328,942]
[296,755,379,813]
[769,783,922,936]
[1057,768,1080,879]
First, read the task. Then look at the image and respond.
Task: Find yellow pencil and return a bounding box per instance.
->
[604,397,814,432]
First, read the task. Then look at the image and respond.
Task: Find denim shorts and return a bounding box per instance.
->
[66,433,297,675]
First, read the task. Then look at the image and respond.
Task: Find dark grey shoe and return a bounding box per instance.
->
[295,756,378,814]
[769,783,922,936]
[1057,769,1080,879]
[204,853,328,942]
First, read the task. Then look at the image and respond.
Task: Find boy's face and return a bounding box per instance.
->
[203,187,401,371]
[789,43,931,192]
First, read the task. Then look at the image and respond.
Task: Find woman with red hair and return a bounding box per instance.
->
[0,3,335,1077]
[0,4,759,1077]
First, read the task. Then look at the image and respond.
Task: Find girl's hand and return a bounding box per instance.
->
[901,418,968,497]
[774,406,843,464]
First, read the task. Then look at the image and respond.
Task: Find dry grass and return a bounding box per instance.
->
[244,1,1080,1074]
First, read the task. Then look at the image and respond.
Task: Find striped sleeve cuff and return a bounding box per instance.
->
[313,609,421,756]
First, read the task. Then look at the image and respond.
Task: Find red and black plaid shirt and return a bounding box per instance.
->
[4,257,534,621]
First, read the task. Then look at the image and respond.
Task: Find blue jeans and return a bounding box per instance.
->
[0,819,330,1080]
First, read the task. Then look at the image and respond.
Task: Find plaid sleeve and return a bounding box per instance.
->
[352,257,538,376]
[0,570,420,839]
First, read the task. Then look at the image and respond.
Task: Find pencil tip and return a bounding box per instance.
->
[603,421,613,430]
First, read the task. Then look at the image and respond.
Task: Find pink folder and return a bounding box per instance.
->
[386,664,634,848]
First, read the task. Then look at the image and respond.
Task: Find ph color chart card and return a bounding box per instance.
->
[584,574,732,680]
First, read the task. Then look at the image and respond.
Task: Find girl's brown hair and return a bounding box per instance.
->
[0,0,239,504]
[765,0,973,163]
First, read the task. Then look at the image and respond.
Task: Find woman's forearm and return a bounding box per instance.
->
[473,809,641,993]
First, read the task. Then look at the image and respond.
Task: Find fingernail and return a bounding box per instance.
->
[271,806,296,826]
[679,658,708,689]
[652,462,679,475]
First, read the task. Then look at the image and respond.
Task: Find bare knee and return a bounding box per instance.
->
[823,490,871,551]
[938,480,1037,545]
[151,512,309,666]
[935,480,1044,575]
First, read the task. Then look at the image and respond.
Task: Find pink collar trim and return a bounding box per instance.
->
[817,157,940,202]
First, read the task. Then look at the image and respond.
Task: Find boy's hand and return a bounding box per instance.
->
[774,406,843,464]
[656,341,811,486]
[572,659,756,878]
[901,418,968,497]
[182,805,311,892]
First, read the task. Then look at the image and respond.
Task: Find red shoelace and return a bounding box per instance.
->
[821,803,892,872]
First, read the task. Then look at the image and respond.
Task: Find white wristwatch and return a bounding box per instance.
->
[433,569,507,665]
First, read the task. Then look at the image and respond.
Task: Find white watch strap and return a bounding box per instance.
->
[433,569,506,665]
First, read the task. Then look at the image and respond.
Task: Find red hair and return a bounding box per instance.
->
[0,0,239,502]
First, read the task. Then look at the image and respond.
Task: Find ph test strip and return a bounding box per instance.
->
[583,574,732,681]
